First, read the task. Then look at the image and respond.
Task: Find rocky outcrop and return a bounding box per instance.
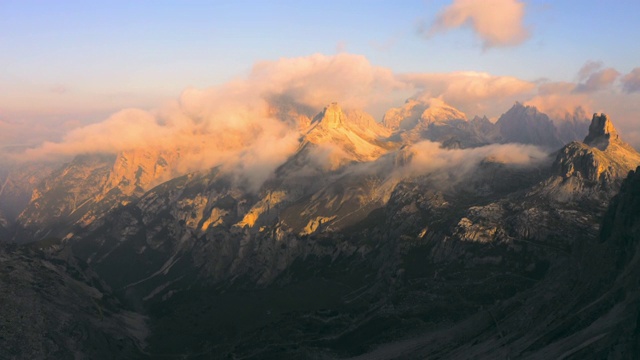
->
[538,113,640,203]
[15,154,115,240]
[311,102,345,129]
[288,103,393,171]
[14,148,181,242]
[104,148,179,198]
[584,113,619,150]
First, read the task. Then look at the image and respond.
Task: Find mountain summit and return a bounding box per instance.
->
[584,113,620,150]
[541,113,640,201]
[382,97,466,130]
[311,102,345,129]
[496,102,564,149]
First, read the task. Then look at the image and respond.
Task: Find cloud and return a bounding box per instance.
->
[425,0,529,48]
[399,71,535,117]
[525,67,640,149]
[249,53,405,112]
[349,140,549,191]
[14,53,406,191]
[577,61,603,81]
[573,63,619,93]
[621,68,640,93]
[9,53,640,189]
[526,81,592,120]
[399,141,547,180]
[528,61,620,120]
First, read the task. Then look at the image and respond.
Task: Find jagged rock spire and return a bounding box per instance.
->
[312,102,345,129]
[584,113,619,150]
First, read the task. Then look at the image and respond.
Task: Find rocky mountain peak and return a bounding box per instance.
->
[312,102,345,129]
[584,113,619,150]
[419,98,467,124]
[497,102,563,149]
[547,114,640,200]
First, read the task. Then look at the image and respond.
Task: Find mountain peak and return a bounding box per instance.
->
[584,113,619,150]
[420,98,467,124]
[312,102,345,129]
[496,102,563,149]
[382,97,466,130]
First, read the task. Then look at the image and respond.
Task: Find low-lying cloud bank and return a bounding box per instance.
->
[3,53,640,189]
[348,140,549,190]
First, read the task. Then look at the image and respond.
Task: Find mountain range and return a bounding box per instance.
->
[2,98,639,359]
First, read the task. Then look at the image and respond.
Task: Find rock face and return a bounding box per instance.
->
[289,102,393,171]
[14,148,180,243]
[104,148,179,198]
[15,154,116,240]
[600,166,640,264]
[584,113,619,149]
[312,102,345,129]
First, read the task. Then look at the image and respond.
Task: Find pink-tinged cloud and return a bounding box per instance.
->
[15,54,407,190]
[577,61,603,81]
[399,71,535,117]
[526,90,591,121]
[249,53,406,111]
[426,0,529,48]
[622,68,640,93]
[10,53,640,184]
[526,75,640,150]
[573,60,619,93]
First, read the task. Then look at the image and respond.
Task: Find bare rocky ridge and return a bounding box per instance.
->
[13,148,180,243]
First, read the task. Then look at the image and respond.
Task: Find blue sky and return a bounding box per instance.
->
[1,0,640,148]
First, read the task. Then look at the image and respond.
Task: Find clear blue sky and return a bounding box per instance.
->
[1,0,639,124]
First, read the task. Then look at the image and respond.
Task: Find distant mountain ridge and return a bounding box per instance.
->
[3,100,603,243]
